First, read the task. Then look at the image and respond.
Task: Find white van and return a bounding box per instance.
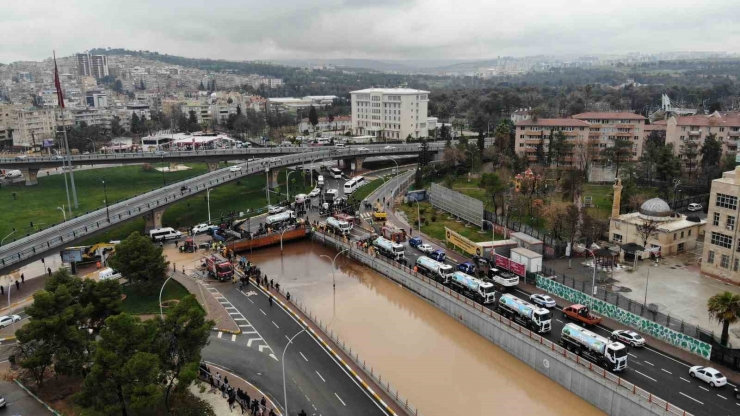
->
[99,268,122,281]
[149,227,181,242]
[317,175,325,187]
[334,143,346,148]
[4,170,22,179]
[295,194,307,204]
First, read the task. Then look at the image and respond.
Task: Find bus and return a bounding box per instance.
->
[329,167,343,179]
[343,176,366,195]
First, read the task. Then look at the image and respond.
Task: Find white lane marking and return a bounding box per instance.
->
[218,332,223,339]
[698,386,709,392]
[247,298,254,304]
[644,361,654,366]
[242,331,258,335]
[231,334,237,342]
[286,335,291,342]
[300,352,308,362]
[234,318,248,321]
[316,371,326,382]
[679,377,691,383]
[305,395,311,402]
[628,353,637,358]
[555,319,563,323]
[717,394,727,400]
[260,309,267,316]
[633,370,657,382]
[679,392,703,405]
[661,369,672,375]
[273,321,280,329]
[312,405,317,411]
[335,393,346,406]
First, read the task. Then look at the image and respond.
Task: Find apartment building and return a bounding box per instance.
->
[350,88,429,141]
[72,109,113,132]
[181,102,211,124]
[76,53,109,79]
[701,167,740,284]
[514,118,591,168]
[299,115,352,133]
[665,112,740,168]
[572,112,647,161]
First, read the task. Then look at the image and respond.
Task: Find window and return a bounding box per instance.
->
[735,258,739,272]
[674,233,677,240]
[714,212,721,226]
[681,231,684,238]
[613,233,623,243]
[728,216,736,230]
[721,254,730,269]
[716,193,738,210]
[689,229,692,236]
[708,251,715,264]
[721,127,725,132]
[678,243,685,253]
[711,232,733,249]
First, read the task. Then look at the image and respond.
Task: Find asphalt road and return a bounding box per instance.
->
[201,281,389,416]
[0,380,53,415]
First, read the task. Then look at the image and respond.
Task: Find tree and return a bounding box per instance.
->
[635,219,659,248]
[198,80,205,91]
[113,79,123,94]
[480,172,509,215]
[130,113,140,134]
[156,295,213,410]
[546,129,554,166]
[108,232,169,291]
[707,292,740,346]
[78,314,161,416]
[601,138,633,177]
[139,79,145,90]
[440,124,451,146]
[700,133,723,180]
[680,141,699,182]
[655,144,682,181]
[493,120,511,155]
[111,116,124,136]
[81,278,123,333]
[308,106,319,132]
[536,132,546,165]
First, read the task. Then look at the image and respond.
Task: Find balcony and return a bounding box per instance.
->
[688,130,701,136]
[729,131,740,137]
[525,139,543,144]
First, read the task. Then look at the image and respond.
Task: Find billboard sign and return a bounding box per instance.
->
[445,227,482,256]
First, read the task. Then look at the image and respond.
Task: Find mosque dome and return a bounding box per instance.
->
[639,198,672,218]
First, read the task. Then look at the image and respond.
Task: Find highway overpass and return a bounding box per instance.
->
[0,145,433,274]
[0,142,447,185]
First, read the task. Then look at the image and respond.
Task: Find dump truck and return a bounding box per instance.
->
[205,254,234,281]
[326,217,352,235]
[415,256,454,284]
[373,237,405,261]
[562,304,602,326]
[450,271,495,304]
[560,323,628,372]
[497,294,551,333]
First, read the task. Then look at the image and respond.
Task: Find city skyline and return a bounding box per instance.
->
[2,0,740,64]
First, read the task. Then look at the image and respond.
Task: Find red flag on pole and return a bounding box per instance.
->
[53,51,64,108]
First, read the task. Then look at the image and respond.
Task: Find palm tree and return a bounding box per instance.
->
[707,291,740,346]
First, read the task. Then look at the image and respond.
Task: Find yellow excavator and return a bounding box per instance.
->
[372,201,387,221]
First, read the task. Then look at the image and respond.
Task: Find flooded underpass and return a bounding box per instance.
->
[248,241,604,416]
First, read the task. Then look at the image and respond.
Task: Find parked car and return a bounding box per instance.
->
[689,366,727,387]
[309,188,321,197]
[530,293,557,308]
[268,205,285,215]
[14,155,27,161]
[191,223,215,235]
[384,145,396,150]
[408,237,423,248]
[51,154,65,160]
[687,203,702,212]
[154,150,169,156]
[611,330,646,347]
[0,315,21,328]
[0,394,5,408]
[417,244,434,254]
[357,147,370,151]
[229,166,242,172]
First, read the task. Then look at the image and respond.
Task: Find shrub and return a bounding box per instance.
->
[142,163,154,171]
[431,215,437,222]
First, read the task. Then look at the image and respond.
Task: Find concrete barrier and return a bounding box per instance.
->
[313,232,694,416]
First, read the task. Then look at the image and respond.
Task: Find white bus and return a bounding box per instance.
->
[343,176,366,195]
[329,167,343,179]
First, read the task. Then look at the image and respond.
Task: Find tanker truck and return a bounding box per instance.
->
[373,237,405,261]
[326,217,352,236]
[497,294,551,333]
[266,210,295,228]
[450,271,496,304]
[560,323,628,372]
[415,256,454,284]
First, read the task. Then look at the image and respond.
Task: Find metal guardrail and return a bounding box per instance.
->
[315,231,695,416]
[0,147,425,271]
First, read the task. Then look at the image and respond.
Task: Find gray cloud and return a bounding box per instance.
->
[2,0,740,63]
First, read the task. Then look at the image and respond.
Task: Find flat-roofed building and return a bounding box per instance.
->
[572,112,646,161]
[350,87,429,141]
[701,167,740,284]
[514,118,590,169]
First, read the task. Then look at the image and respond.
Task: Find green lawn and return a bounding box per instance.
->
[120,280,191,315]
[351,174,397,204]
[0,163,314,245]
[396,201,503,247]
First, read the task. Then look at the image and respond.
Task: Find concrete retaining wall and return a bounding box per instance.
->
[312,232,693,416]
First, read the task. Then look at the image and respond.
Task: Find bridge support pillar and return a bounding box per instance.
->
[269,169,279,189]
[354,157,364,172]
[20,168,39,186]
[169,161,179,171]
[207,162,220,172]
[143,208,166,233]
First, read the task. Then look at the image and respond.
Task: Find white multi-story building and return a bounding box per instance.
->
[350,88,430,141]
[76,53,109,79]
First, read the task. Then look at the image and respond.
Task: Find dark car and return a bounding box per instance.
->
[408,237,422,248]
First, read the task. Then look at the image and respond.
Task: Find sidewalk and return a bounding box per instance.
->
[170,270,241,334]
[194,363,280,415]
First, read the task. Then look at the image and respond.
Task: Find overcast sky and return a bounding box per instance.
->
[2,0,739,64]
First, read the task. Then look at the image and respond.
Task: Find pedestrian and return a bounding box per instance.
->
[20,274,24,284]
[224,375,229,385]
[298,410,307,416]
[47,267,52,277]
[409,227,413,236]
[182,265,185,274]
[228,395,236,411]
[286,292,291,302]
[268,295,273,307]
[15,280,19,291]
[275,282,280,292]
[260,397,266,408]
[40,257,44,265]
[269,278,273,288]
[209,374,215,389]
[0,286,4,296]
[175,240,179,248]
[269,409,276,416]
[216,372,222,388]
[220,383,227,398]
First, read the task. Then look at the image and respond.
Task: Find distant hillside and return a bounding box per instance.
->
[272,58,478,73]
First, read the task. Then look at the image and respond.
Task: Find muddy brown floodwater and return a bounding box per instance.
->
[249,241,604,416]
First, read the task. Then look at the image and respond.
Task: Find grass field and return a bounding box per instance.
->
[0,163,314,245]
[396,201,503,246]
[120,280,191,315]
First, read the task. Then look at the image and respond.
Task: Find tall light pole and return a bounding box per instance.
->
[282,327,306,416]
[161,155,166,187]
[286,170,298,203]
[265,168,271,206]
[385,157,399,195]
[159,274,173,319]
[482,219,495,257]
[672,179,681,209]
[1,229,16,247]
[57,206,66,221]
[206,187,214,223]
[86,138,96,154]
[102,178,110,223]
[414,200,421,232]
[321,248,349,327]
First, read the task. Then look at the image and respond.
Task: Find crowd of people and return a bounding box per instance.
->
[199,363,278,415]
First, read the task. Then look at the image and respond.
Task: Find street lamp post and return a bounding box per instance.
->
[0,229,16,247]
[102,179,110,223]
[286,170,297,203]
[206,187,214,223]
[159,274,173,319]
[161,155,166,187]
[482,219,495,257]
[86,138,96,154]
[280,228,289,253]
[672,179,681,209]
[321,248,350,327]
[57,205,66,221]
[282,327,306,416]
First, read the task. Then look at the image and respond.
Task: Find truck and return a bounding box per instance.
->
[373,202,387,221]
[487,270,519,291]
[449,271,496,304]
[562,304,602,326]
[408,237,423,249]
[415,256,454,284]
[497,294,551,333]
[333,212,355,226]
[205,254,234,281]
[560,323,628,372]
[325,189,338,202]
[266,210,296,227]
[326,217,352,235]
[373,237,405,261]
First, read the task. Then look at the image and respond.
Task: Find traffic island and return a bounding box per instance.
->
[170,270,241,334]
